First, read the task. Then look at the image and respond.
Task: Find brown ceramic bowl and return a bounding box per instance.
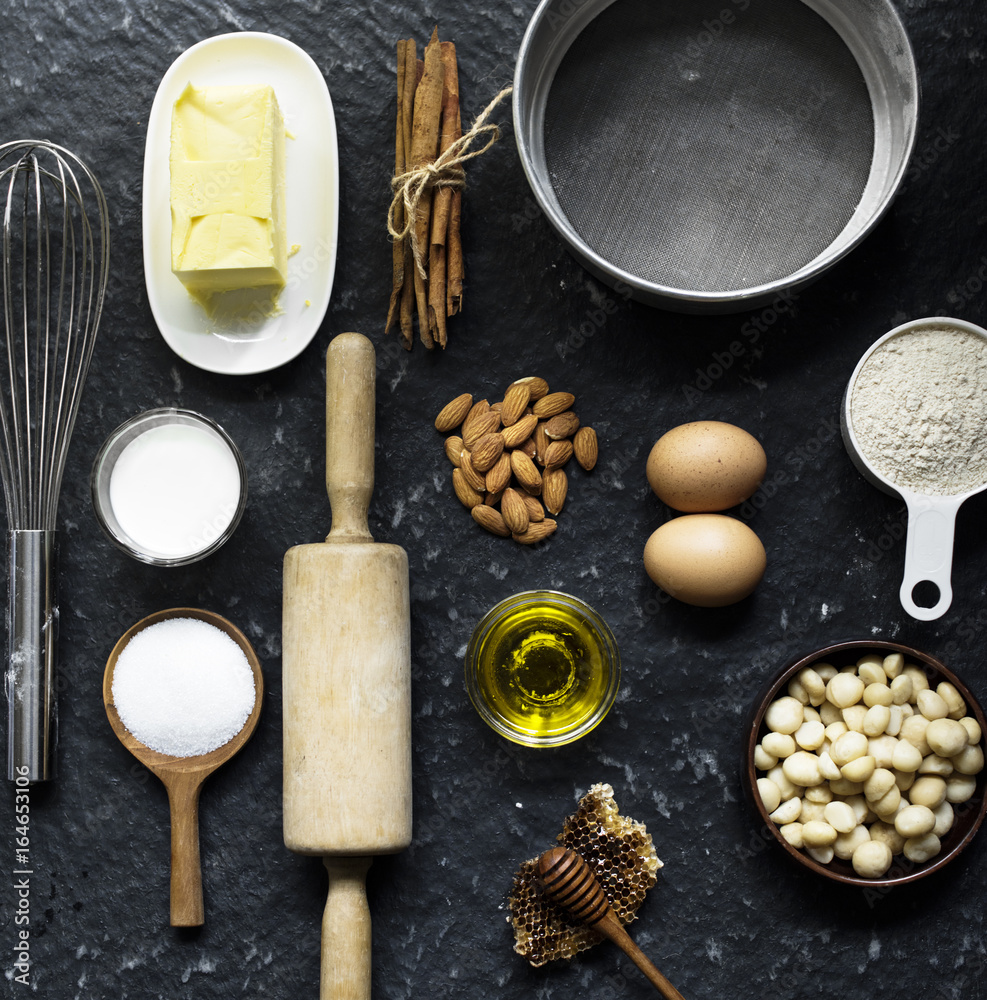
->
[744,640,987,888]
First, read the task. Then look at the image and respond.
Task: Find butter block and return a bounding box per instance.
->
[170,83,287,307]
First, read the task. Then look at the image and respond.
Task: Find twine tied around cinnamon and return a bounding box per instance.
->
[388,85,513,279]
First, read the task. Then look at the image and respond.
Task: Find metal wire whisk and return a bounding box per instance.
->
[1,141,109,781]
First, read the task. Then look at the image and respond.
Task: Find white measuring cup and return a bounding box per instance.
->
[841,317,987,621]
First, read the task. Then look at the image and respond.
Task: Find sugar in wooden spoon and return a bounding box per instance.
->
[537,846,687,1000]
[103,608,263,926]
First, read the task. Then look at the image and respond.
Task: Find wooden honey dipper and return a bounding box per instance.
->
[537,847,687,1000]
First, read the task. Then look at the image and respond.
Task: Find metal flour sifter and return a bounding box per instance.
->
[514,0,918,312]
[1,141,109,781]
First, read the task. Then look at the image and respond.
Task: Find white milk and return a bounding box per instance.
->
[109,423,242,558]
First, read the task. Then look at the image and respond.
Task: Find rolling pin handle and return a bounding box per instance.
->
[325,333,376,544]
[322,856,373,1000]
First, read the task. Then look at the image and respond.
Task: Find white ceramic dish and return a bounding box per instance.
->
[142,32,338,375]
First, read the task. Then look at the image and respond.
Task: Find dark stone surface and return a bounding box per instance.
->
[2,1,986,997]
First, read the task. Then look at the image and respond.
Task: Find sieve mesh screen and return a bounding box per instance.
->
[543,0,875,292]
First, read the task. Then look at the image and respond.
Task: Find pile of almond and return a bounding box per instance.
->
[434,377,597,544]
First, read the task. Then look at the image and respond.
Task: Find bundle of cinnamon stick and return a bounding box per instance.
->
[386,28,464,350]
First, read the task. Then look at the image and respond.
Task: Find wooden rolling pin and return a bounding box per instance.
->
[282,332,412,1000]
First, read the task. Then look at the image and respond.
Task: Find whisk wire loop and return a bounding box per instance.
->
[0,139,109,780]
[0,143,108,531]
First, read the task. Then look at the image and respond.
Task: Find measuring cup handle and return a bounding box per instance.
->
[899,496,963,621]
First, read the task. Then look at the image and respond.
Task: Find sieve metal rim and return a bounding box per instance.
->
[513,0,920,313]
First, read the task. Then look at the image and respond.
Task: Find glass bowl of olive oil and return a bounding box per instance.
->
[465,591,620,747]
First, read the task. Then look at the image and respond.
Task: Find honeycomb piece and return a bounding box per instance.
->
[508,783,662,966]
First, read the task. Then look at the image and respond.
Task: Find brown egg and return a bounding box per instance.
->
[643,514,766,607]
[646,421,766,512]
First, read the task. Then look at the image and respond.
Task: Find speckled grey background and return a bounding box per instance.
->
[2,1,986,998]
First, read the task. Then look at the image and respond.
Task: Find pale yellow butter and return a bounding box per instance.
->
[170,83,287,310]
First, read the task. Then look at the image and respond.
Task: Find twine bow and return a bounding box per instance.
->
[388,85,513,279]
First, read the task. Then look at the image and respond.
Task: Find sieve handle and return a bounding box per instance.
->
[899,495,963,621]
[5,530,57,782]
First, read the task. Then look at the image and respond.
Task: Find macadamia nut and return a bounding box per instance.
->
[779,822,804,848]
[852,840,893,878]
[841,755,877,783]
[766,696,805,734]
[909,776,947,810]
[937,681,966,718]
[834,825,870,861]
[894,804,936,838]
[756,652,983,879]
[827,673,865,709]
[757,777,782,814]
[798,668,826,706]
[770,797,802,825]
[824,801,857,834]
[783,751,824,787]
[766,765,801,800]
[953,745,985,776]
[863,768,896,802]
[925,718,967,757]
[869,821,905,855]
[864,683,894,708]
[946,774,976,804]
[903,832,941,863]
[802,821,838,848]
[883,653,904,679]
[794,720,826,751]
[932,801,955,838]
[762,732,797,759]
[917,689,949,721]
[959,717,982,745]
[863,705,891,737]
[892,740,923,773]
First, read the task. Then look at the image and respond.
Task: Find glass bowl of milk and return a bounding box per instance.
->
[91,408,248,566]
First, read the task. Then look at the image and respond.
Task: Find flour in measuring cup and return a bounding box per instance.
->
[849,324,987,496]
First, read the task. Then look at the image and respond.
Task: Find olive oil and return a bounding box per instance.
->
[468,594,618,744]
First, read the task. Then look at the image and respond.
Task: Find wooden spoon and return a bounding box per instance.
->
[537,847,687,1000]
[103,607,263,927]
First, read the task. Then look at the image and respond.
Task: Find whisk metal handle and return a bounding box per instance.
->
[5,530,57,782]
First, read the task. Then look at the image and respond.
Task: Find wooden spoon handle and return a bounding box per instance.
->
[321,857,373,1000]
[325,332,376,544]
[596,910,688,1000]
[165,775,205,927]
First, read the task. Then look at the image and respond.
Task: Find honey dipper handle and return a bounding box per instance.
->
[325,333,376,544]
[596,910,687,1000]
[165,773,205,927]
[321,857,373,1000]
